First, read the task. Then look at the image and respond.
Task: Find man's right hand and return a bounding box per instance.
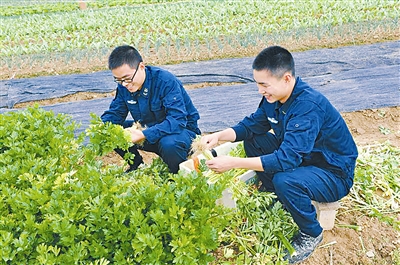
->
[200,134,219,150]
[201,128,237,149]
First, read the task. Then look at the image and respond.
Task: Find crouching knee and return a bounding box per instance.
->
[272,172,299,195]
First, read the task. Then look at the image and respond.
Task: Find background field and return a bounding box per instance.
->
[1,0,399,79]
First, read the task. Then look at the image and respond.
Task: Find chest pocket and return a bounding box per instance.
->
[286,119,313,146]
[287,119,312,132]
[150,102,165,122]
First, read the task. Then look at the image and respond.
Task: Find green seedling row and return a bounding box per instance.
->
[1,0,399,57]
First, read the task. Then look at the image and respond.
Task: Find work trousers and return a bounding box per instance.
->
[116,121,198,174]
[243,132,353,237]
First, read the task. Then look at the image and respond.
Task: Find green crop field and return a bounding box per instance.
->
[0,0,398,79]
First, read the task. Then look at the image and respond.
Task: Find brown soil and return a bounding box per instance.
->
[342,107,400,147]
[304,106,400,265]
[303,210,400,265]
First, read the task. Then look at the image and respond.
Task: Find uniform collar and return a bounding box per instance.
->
[278,77,302,114]
[138,66,151,98]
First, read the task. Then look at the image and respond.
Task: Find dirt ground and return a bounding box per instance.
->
[16,90,399,264]
[303,106,400,265]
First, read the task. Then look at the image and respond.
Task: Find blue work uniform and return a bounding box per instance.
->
[232,77,358,237]
[101,66,201,173]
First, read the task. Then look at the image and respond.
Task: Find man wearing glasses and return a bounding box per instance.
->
[101,45,201,173]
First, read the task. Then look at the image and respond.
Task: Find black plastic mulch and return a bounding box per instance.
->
[1,41,399,135]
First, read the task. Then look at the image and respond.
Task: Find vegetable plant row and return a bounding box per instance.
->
[1,0,398,57]
[349,142,400,229]
[1,0,180,16]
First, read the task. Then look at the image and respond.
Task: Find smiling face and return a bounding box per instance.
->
[253,69,295,104]
[112,63,146,93]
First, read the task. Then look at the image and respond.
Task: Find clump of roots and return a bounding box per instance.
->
[190,136,213,160]
[131,121,145,131]
[125,122,146,146]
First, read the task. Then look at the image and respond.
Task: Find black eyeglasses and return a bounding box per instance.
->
[113,63,140,85]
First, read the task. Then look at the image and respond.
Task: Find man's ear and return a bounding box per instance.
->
[284,73,292,83]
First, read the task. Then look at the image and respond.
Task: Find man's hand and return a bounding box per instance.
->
[201,128,237,149]
[200,134,219,149]
[205,156,236,173]
[125,128,145,143]
[206,156,265,173]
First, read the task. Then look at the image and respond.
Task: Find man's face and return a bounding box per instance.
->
[112,63,145,93]
[253,69,293,104]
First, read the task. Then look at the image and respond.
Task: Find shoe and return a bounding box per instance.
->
[284,231,323,264]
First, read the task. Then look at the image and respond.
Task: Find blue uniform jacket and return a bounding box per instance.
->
[232,77,358,179]
[101,66,201,144]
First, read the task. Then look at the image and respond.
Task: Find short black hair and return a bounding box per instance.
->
[108,45,143,70]
[252,46,295,78]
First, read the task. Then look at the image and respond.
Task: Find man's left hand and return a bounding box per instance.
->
[205,156,235,173]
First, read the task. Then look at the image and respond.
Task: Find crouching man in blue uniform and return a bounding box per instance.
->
[101,45,201,174]
[201,46,358,264]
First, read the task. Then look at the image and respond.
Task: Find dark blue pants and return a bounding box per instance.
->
[244,133,353,237]
[117,121,198,174]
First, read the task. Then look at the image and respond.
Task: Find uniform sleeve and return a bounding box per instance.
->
[100,86,129,125]
[260,101,323,173]
[142,79,188,144]
[232,104,272,141]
